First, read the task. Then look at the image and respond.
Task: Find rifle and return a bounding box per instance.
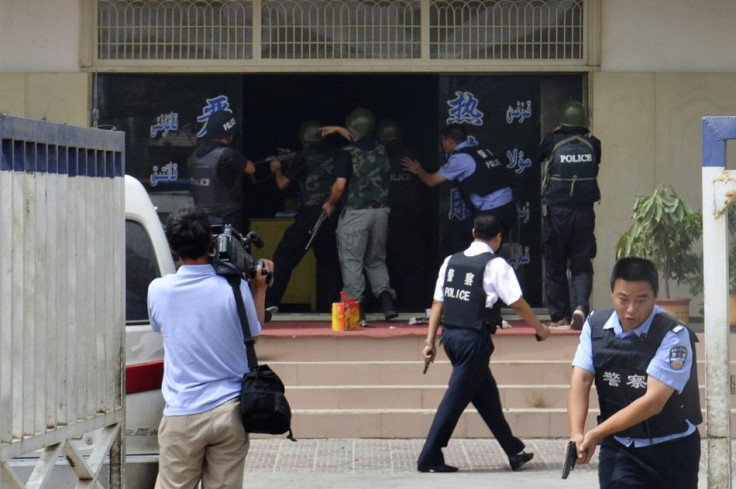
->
[561,441,577,479]
[253,150,299,166]
[304,211,328,251]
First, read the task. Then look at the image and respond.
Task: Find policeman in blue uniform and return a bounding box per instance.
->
[539,101,601,329]
[567,257,701,489]
[402,123,517,257]
[187,109,255,232]
[417,213,550,473]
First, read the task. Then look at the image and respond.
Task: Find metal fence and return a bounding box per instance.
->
[0,115,125,488]
[94,0,587,65]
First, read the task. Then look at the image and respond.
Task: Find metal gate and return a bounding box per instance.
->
[701,116,736,489]
[0,115,125,488]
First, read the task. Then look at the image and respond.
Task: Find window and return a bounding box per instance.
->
[126,219,161,323]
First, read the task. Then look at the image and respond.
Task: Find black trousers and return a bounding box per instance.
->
[417,326,524,467]
[387,211,433,311]
[542,204,596,321]
[598,431,700,489]
[266,206,342,312]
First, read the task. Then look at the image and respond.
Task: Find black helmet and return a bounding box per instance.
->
[298,119,323,143]
[376,119,401,143]
[345,108,375,138]
[559,101,587,127]
[205,110,237,139]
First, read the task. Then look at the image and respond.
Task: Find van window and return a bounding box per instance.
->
[126,219,161,323]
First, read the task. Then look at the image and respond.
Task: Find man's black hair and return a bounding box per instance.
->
[165,207,212,260]
[440,123,467,143]
[473,213,504,241]
[610,257,659,296]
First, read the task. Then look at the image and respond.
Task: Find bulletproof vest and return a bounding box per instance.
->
[542,133,600,205]
[442,252,503,332]
[187,144,243,217]
[589,309,702,439]
[344,142,389,209]
[385,143,423,214]
[301,147,338,207]
[453,147,514,210]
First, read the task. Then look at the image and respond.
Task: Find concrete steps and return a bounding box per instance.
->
[256,324,735,439]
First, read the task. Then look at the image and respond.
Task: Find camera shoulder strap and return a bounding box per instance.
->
[226,275,259,369]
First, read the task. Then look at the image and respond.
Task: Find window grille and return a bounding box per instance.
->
[262,1,421,59]
[430,0,584,60]
[94,0,587,64]
[97,1,253,60]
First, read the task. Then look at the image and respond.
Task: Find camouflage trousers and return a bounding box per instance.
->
[336,207,395,303]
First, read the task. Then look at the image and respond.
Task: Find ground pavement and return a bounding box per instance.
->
[243,437,716,488]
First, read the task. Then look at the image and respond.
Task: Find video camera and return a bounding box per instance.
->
[210,224,273,286]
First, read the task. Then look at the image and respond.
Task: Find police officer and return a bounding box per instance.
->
[321,108,397,323]
[567,257,701,488]
[539,101,601,329]
[377,119,434,311]
[266,119,342,312]
[187,109,255,232]
[418,213,550,473]
[401,124,517,257]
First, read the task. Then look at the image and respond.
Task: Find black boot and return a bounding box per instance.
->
[380,291,398,321]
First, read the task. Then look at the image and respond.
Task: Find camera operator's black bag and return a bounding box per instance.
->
[227,276,295,441]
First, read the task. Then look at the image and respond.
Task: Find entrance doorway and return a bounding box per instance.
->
[98,72,584,309]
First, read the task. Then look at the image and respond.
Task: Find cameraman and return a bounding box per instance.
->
[147,207,273,488]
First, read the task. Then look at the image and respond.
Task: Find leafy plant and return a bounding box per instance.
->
[615,185,702,299]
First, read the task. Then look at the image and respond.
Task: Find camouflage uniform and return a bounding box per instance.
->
[335,139,395,304]
[267,144,343,311]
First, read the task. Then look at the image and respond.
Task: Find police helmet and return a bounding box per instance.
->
[376,119,401,143]
[205,110,237,139]
[298,119,323,143]
[559,101,587,127]
[345,108,375,138]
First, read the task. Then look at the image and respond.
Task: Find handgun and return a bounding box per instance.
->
[561,440,577,479]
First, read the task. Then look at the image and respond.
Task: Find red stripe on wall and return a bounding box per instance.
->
[126,360,164,394]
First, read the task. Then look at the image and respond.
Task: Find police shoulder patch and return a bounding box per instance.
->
[669,346,688,370]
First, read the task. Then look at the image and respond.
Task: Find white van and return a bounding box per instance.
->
[123,175,176,485]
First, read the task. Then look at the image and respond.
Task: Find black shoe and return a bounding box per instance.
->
[509,451,534,471]
[417,463,458,473]
[380,291,398,321]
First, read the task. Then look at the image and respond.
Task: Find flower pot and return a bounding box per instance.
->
[656,298,690,324]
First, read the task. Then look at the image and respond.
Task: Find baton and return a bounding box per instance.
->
[304,211,328,251]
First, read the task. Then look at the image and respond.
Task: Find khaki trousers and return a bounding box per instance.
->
[155,398,249,489]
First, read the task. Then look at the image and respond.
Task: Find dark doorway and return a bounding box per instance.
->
[98,72,584,309]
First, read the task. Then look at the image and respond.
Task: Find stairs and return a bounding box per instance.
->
[256,318,733,439]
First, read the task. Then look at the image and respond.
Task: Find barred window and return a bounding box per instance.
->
[95,0,586,63]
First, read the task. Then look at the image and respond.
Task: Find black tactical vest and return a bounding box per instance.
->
[542,133,600,205]
[442,251,503,332]
[453,147,514,209]
[589,308,702,439]
[187,144,243,218]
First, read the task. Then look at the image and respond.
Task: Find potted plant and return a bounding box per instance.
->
[615,184,702,322]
